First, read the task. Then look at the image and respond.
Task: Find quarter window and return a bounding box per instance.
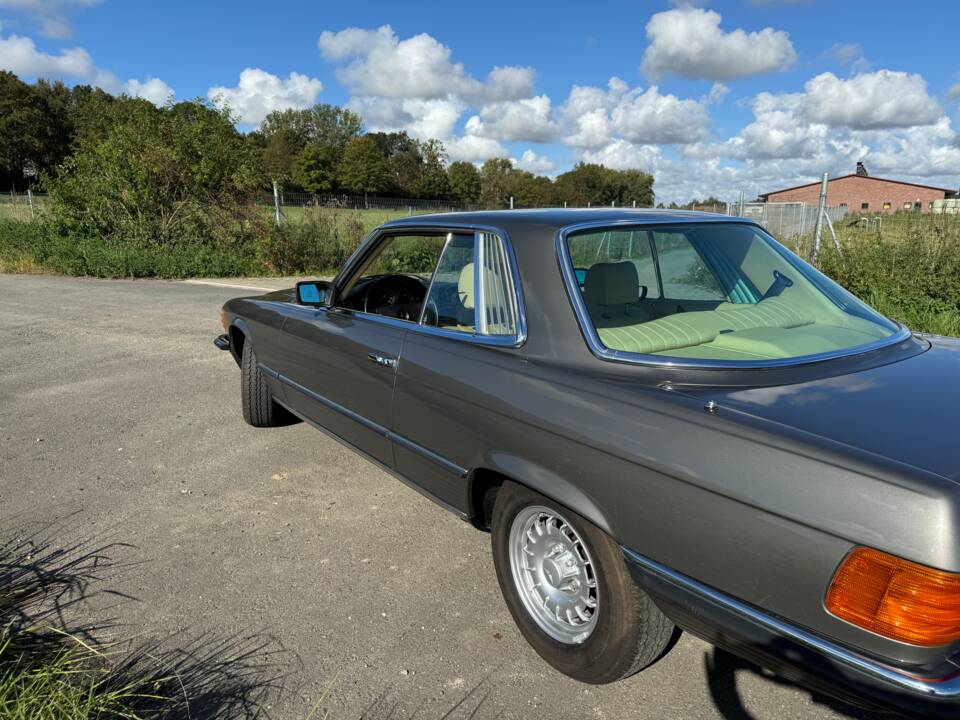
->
[420,231,518,337]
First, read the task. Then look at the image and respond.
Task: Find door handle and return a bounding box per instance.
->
[367,352,398,368]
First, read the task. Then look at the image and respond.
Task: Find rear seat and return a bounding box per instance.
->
[595,298,815,355]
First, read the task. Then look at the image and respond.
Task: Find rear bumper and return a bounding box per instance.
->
[622,547,960,718]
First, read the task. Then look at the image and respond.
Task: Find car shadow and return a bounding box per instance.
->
[1,517,288,719]
[703,647,901,720]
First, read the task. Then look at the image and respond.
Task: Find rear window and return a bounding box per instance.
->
[564,223,898,363]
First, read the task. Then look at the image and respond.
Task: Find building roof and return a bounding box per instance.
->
[759,173,959,200]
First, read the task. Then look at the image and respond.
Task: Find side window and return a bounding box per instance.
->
[421,231,518,337]
[422,233,476,333]
[336,234,446,322]
[652,232,725,301]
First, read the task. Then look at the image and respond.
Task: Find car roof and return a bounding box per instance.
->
[379,208,755,235]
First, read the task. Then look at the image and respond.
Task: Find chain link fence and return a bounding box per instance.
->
[727,201,848,240]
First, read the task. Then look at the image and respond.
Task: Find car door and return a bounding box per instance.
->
[273,232,446,468]
[391,229,525,510]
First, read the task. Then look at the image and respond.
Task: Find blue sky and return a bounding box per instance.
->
[1,0,958,202]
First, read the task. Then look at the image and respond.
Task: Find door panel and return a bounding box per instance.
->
[272,305,405,467]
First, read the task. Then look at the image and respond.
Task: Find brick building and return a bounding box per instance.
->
[759,163,958,214]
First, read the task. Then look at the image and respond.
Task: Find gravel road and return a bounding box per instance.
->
[0,273,886,720]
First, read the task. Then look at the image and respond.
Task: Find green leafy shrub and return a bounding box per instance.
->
[257,207,366,274]
[44,98,264,250]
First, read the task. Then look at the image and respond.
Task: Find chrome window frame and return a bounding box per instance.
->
[330,223,527,349]
[556,218,912,369]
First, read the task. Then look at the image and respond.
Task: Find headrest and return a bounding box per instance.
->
[458,262,474,310]
[584,262,639,306]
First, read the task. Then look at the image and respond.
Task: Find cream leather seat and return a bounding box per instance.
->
[583,262,652,328]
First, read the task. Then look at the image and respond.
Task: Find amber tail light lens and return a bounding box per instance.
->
[219,308,227,331]
[826,547,960,646]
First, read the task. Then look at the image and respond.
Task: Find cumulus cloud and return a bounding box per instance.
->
[0,31,174,105]
[802,70,941,129]
[0,31,113,85]
[207,68,323,126]
[466,95,557,142]
[641,7,796,81]
[562,77,711,148]
[125,77,174,106]
[446,134,507,163]
[0,0,100,38]
[511,149,554,174]
[318,25,548,156]
[948,82,960,101]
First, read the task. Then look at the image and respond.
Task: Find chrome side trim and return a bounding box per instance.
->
[276,372,467,477]
[330,223,527,349]
[555,219,913,369]
[622,547,960,699]
[270,395,468,520]
[390,432,468,478]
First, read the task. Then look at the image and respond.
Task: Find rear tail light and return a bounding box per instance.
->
[826,547,960,646]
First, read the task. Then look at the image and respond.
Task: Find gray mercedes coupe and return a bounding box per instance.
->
[215,210,960,717]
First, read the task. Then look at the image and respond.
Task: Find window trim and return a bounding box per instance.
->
[330,223,527,348]
[556,219,911,370]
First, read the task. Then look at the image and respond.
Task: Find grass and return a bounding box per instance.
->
[0,523,282,719]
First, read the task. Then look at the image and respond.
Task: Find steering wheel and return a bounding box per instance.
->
[363,274,427,321]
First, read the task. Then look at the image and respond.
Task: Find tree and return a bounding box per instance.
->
[479,158,514,208]
[416,139,450,199]
[338,135,390,199]
[367,131,423,196]
[261,128,299,185]
[448,161,481,204]
[260,104,362,152]
[0,71,67,188]
[294,142,338,194]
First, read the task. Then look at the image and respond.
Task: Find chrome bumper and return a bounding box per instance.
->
[622,547,960,718]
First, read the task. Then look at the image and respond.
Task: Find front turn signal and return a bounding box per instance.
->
[219,307,227,331]
[826,547,960,646]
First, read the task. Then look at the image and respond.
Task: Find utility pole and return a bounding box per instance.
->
[813,173,829,260]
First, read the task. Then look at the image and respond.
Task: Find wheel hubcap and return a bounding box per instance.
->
[508,506,599,644]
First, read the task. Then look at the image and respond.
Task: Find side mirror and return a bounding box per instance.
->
[296,280,333,307]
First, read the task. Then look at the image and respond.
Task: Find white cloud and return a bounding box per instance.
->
[318,25,483,100]
[562,77,711,148]
[512,149,554,174]
[483,66,535,102]
[578,140,663,172]
[125,77,174,106]
[641,7,796,81]
[802,71,941,129]
[0,30,174,105]
[467,95,557,142]
[948,82,960,101]
[207,68,323,126]
[0,31,114,85]
[446,134,507,163]
[350,96,463,141]
[0,0,100,38]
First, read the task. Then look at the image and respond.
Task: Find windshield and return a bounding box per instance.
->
[564,222,899,364]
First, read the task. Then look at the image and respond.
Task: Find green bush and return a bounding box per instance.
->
[0,220,262,278]
[44,98,263,249]
[257,207,366,274]
[812,214,960,337]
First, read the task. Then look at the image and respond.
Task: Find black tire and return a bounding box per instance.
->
[240,340,295,427]
[491,481,675,683]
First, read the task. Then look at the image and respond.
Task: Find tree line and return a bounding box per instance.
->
[0,71,654,209]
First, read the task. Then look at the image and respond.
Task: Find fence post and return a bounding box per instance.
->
[813,172,829,260]
[509,196,514,210]
[27,188,35,220]
[272,180,282,227]
[632,200,636,208]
